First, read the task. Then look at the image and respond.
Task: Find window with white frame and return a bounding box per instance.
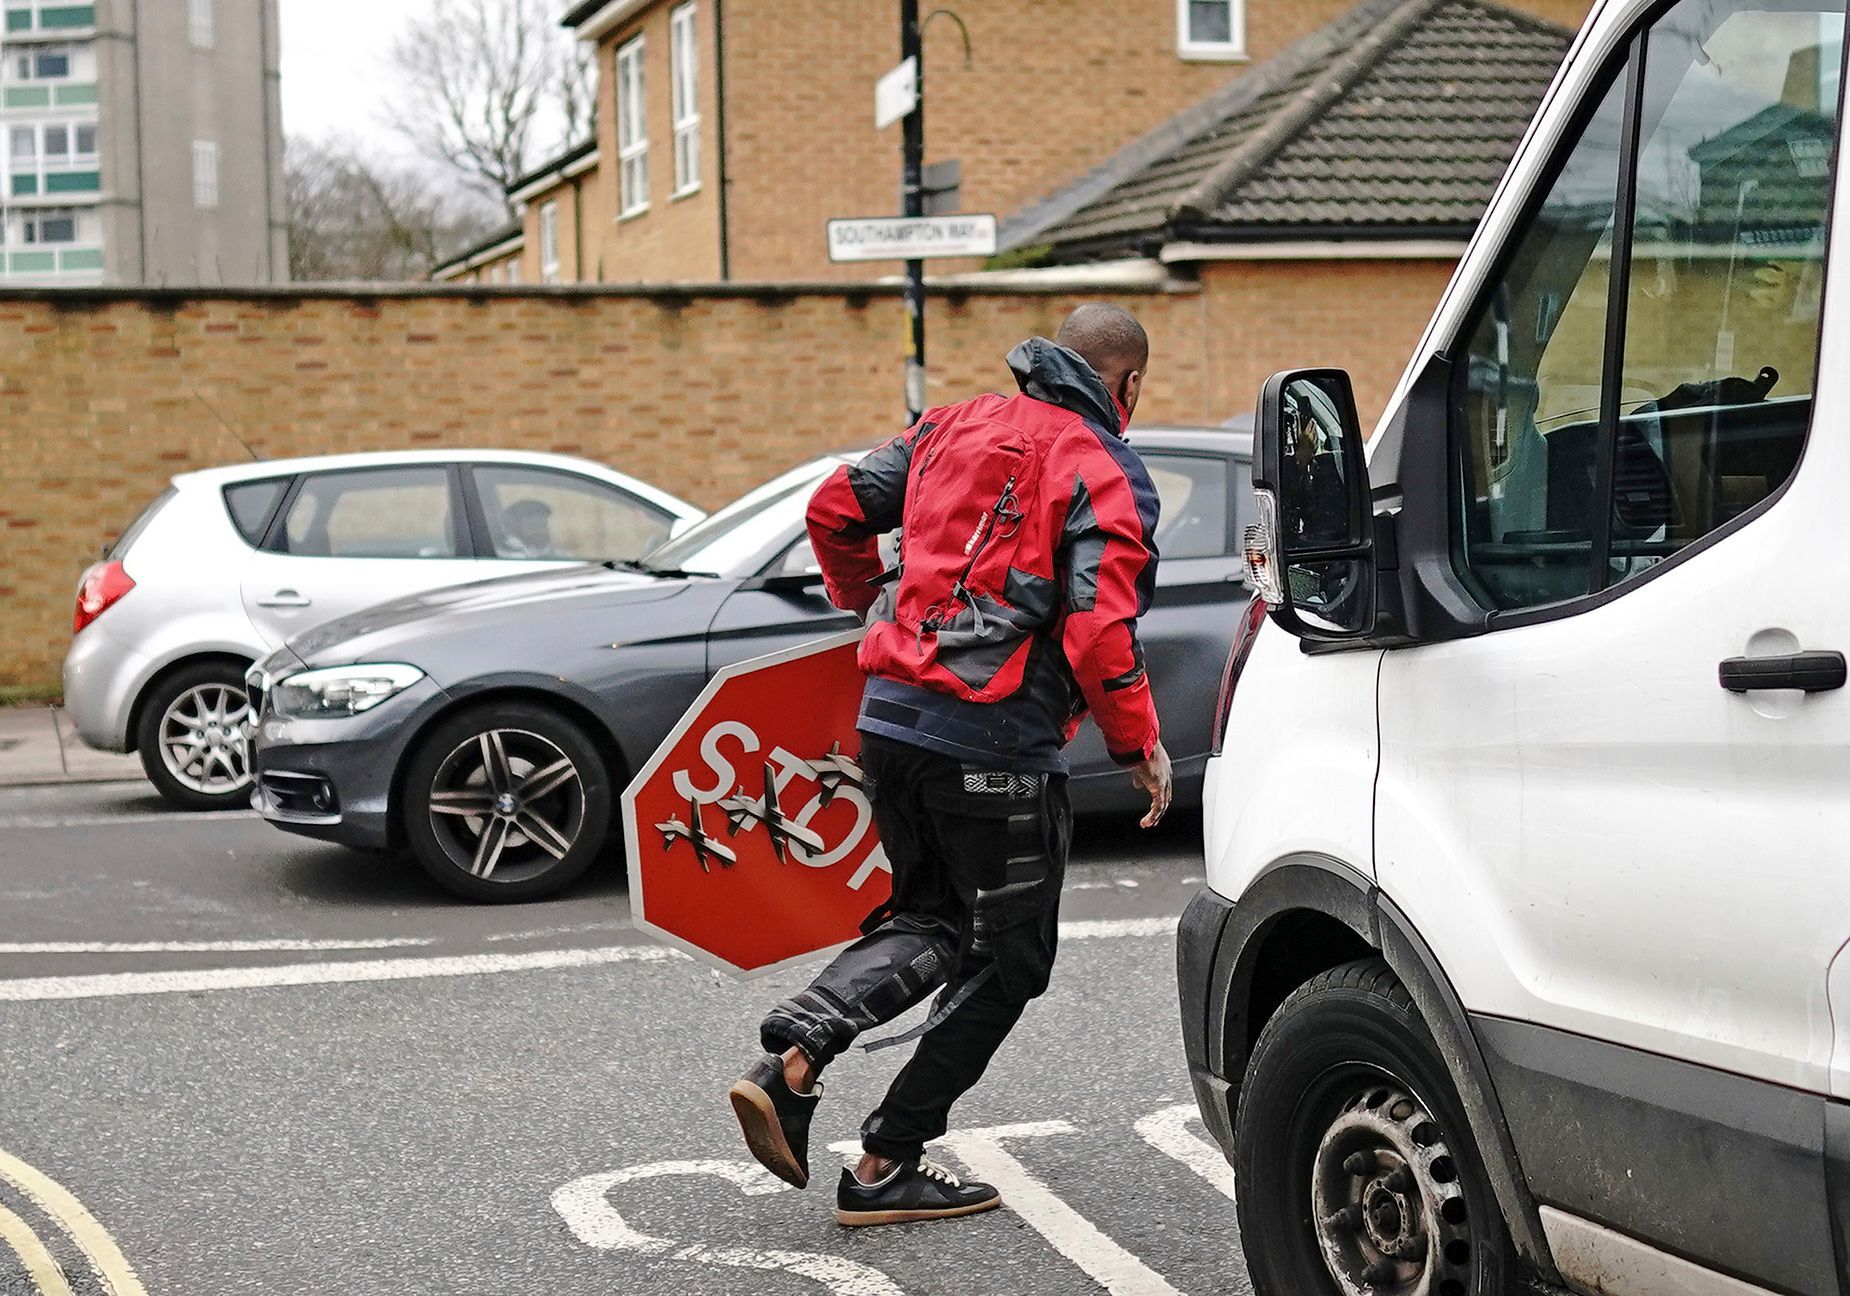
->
[670,3,700,194]
[189,0,213,48]
[505,259,521,285]
[1177,0,1244,58]
[615,35,648,216]
[539,201,560,282]
[193,139,218,208]
[8,119,97,179]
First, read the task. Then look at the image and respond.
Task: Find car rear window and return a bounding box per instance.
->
[222,477,292,546]
[108,487,177,559]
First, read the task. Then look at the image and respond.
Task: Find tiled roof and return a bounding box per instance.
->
[1023,0,1571,257]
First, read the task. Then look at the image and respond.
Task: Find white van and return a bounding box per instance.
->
[1178,1,1850,1294]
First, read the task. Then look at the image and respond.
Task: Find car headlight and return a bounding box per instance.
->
[271,664,425,719]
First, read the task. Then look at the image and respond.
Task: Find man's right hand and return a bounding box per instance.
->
[1131,742,1173,829]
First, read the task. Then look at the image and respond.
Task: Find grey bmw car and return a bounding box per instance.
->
[249,429,1251,901]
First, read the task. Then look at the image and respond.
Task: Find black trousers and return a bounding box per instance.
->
[759,733,1072,1162]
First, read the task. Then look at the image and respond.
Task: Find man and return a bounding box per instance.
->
[729,303,1171,1227]
[501,499,556,559]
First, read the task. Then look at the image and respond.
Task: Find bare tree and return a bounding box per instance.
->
[287,137,500,282]
[385,0,595,214]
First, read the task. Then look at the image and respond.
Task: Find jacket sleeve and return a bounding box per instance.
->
[1058,430,1162,765]
[805,421,925,615]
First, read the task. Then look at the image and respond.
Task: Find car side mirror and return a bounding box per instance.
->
[748,571,827,594]
[1249,368,1377,640]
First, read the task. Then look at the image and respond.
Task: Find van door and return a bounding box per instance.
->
[1373,3,1848,1289]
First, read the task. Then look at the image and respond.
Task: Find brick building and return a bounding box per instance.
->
[434,0,1590,286]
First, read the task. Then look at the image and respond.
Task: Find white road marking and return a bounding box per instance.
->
[0,1200,73,1296]
[0,811,259,831]
[877,1123,1185,1296]
[0,915,1172,1004]
[553,1159,905,1296]
[0,943,681,1003]
[1134,1104,1234,1202]
[0,1147,147,1296]
[1060,917,1174,939]
[482,922,633,943]
[0,938,433,955]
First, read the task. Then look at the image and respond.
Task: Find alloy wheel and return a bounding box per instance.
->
[159,683,253,796]
[426,728,586,883]
[1308,1083,1475,1296]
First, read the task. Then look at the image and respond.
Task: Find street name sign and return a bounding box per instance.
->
[874,56,918,129]
[622,631,890,978]
[826,214,998,263]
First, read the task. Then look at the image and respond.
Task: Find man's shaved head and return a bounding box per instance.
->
[1055,303,1149,418]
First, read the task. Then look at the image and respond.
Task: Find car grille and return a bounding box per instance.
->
[259,769,338,818]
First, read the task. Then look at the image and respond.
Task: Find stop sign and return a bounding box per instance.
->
[622,630,891,977]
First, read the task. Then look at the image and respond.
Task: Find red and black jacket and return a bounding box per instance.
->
[807,337,1161,773]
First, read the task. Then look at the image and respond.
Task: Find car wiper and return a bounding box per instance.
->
[604,558,719,580]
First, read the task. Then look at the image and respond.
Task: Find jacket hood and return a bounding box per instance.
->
[1006,337,1128,438]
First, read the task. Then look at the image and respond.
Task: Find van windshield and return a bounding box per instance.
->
[1454,0,1842,611]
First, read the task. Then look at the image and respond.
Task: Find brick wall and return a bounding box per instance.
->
[0,259,1453,688]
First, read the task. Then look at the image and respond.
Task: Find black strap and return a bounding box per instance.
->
[859,965,996,1053]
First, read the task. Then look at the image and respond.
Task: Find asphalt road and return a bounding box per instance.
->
[0,780,1250,1296]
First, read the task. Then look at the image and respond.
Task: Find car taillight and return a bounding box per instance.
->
[73,561,135,635]
[1210,596,1268,756]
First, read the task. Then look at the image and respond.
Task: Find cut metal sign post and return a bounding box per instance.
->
[853,5,990,423]
[900,0,927,423]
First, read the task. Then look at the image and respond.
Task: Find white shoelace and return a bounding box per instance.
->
[915,1157,962,1188]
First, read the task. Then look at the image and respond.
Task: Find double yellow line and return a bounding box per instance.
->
[0,1147,146,1296]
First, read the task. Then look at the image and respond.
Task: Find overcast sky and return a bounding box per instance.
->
[279,0,439,155]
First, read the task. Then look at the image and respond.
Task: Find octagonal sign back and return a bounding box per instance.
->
[622,631,891,977]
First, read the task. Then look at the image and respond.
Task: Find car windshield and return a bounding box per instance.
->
[641,458,841,578]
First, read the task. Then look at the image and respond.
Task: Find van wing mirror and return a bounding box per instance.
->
[1248,369,1377,640]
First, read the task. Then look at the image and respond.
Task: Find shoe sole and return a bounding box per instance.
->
[834,1196,1002,1227]
[728,1079,809,1190]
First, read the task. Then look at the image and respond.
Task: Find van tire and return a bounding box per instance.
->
[1235,957,1515,1296]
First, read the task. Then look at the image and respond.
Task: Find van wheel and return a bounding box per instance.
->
[136,660,254,811]
[1235,958,1514,1296]
[399,701,611,903]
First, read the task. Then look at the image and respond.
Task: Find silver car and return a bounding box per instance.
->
[63,450,702,810]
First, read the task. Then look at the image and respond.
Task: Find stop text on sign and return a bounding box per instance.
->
[826,214,998,263]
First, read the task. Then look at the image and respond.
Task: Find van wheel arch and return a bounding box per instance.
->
[1206,856,1560,1284]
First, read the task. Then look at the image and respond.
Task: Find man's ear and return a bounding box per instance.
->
[1120,370,1143,416]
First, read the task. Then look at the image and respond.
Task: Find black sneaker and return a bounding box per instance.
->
[834,1156,1002,1227]
[728,1053,822,1189]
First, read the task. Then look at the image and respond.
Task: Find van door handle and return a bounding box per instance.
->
[257,589,312,609]
[1718,651,1846,693]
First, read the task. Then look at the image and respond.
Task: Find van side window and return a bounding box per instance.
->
[1455,0,1843,612]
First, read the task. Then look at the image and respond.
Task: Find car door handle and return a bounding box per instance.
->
[257,590,312,609]
[1718,650,1846,693]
